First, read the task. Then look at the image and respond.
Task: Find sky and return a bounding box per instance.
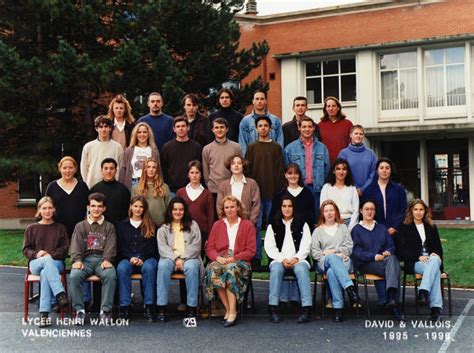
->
[252,0,365,16]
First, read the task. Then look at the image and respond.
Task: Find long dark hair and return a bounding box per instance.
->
[164,196,193,232]
[284,163,304,187]
[325,158,354,186]
[128,195,156,238]
[273,195,295,225]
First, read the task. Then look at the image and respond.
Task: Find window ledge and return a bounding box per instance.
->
[16,200,37,207]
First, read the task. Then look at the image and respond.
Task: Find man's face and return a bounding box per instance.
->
[96,123,112,141]
[252,92,267,111]
[113,103,125,119]
[184,98,198,118]
[88,200,106,220]
[211,122,228,140]
[292,99,307,117]
[148,94,163,115]
[299,121,315,139]
[173,121,189,138]
[256,119,270,138]
[219,92,232,108]
[101,162,116,182]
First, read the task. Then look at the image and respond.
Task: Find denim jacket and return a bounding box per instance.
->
[284,138,330,193]
[238,110,284,156]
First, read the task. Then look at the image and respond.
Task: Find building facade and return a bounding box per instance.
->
[237,0,474,221]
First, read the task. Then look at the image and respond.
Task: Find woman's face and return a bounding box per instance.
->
[333,163,348,182]
[131,200,144,218]
[224,200,239,219]
[60,161,76,180]
[172,202,185,222]
[39,201,55,221]
[145,161,157,179]
[137,125,149,145]
[361,202,376,221]
[113,102,125,119]
[188,166,201,184]
[230,157,243,175]
[323,204,336,223]
[377,161,392,181]
[412,203,425,223]
[325,99,340,119]
[285,168,300,187]
[281,199,294,220]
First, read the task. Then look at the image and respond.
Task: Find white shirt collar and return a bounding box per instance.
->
[230,175,247,185]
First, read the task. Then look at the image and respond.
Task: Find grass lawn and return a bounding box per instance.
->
[1,228,473,287]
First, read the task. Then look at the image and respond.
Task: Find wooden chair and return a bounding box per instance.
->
[361,273,385,318]
[319,272,359,318]
[24,264,67,321]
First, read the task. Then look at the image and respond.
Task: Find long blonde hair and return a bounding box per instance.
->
[137,158,166,198]
[107,94,135,124]
[35,196,55,220]
[129,122,158,151]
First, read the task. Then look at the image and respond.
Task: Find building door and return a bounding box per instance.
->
[427,139,470,220]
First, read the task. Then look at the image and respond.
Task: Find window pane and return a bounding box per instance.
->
[399,52,417,68]
[426,67,444,107]
[306,77,321,104]
[19,176,40,200]
[425,49,443,65]
[446,65,465,106]
[446,47,464,64]
[306,62,321,76]
[341,75,356,101]
[380,53,397,70]
[340,58,355,73]
[381,71,398,110]
[399,68,418,109]
[323,60,338,75]
[323,76,339,100]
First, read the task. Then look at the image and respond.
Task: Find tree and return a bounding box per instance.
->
[0,0,269,185]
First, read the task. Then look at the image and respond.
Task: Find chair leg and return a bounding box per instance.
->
[447,275,452,317]
[250,279,256,313]
[414,276,419,315]
[363,276,370,318]
[402,271,407,312]
[321,280,326,319]
[24,279,29,321]
[353,278,359,318]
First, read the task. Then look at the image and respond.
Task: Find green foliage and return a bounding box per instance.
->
[0,0,269,184]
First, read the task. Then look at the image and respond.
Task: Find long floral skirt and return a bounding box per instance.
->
[206,260,251,303]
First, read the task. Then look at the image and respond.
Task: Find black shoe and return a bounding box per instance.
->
[391,307,406,322]
[297,306,312,323]
[279,301,289,313]
[186,306,197,319]
[345,285,361,308]
[269,305,282,323]
[51,303,60,313]
[417,289,429,305]
[430,307,442,322]
[38,312,51,327]
[55,292,70,309]
[75,311,86,326]
[119,306,129,320]
[156,306,168,322]
[144,305,155,323]
[333,309,343,323]
[385,298,397,310]
[223,319,237,327]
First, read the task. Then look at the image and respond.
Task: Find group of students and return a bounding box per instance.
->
[22,89,445,328]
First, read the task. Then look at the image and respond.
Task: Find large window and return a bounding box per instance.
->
[305,58,356,104]
[380,52,418,110]
[425,47,465,108]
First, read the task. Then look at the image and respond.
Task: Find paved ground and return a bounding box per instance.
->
[1,265,473,353]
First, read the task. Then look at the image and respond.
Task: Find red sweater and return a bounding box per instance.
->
[318,118,353,164]
[206,219,256,263]
[176,187,215,234]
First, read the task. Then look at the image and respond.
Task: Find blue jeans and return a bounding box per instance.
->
[279,281,300,302]
[269,261,312,307]
[256,199,272,260]
[29,257,65,313]
[157,258,200,307]
[69,255,117,312]
[117,258,158,306]
[414,255,443,309]
[318,254,353,309]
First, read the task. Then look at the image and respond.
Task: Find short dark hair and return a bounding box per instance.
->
[94,115,112,128]
[253,89,267,99]
[182,93,200,106]
[299,116,315,127]
[255,115,272,127]
[88,192,106,206]
[148,92,163,101]
[293,96,307,106]
[351,124,365,133]
[164,197,193,232]
[376,157,395,174]
[187,159,202,173]
[224,154,247,170]
[217,88,235,105]
[211,118,229,129]
[101,158,117,169]
[173,116,189,127]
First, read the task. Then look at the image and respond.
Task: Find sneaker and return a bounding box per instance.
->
[100,311,112,324]
[38,312,51,327]
[75,311,86,326]
[55,292,70,309]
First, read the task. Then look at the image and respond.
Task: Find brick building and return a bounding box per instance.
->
[237,0,474,221]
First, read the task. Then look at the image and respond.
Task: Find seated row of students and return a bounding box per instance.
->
[24,192,444,328]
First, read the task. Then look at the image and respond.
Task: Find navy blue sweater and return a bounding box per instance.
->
[116,219,158,261]
[351,222,396,269]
